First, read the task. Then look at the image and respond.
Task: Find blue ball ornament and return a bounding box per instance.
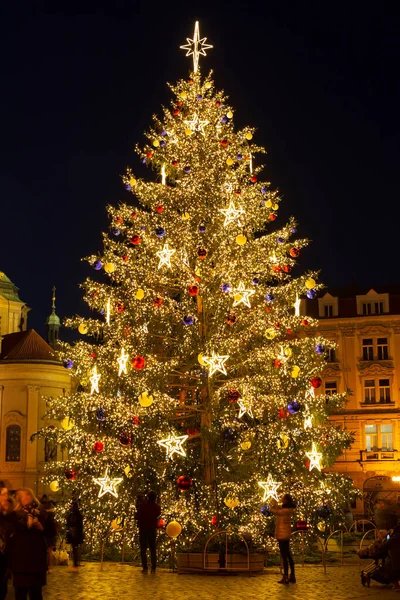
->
[306,289,317,299]
[141,226,146,231]
[277,237,285,244]
[224,428,236,441]
[261,187,267,195]
[63,359,74,369]
[155,227,166,238]
[96,407,106,421]
[265,293,275,302]
[99,309,105,315]
[236,153,243,160]
[125,184,131,191]
[141,158,147,164]
[160,140,166,147]
[112,228,120,236]
[291,227,297,234]
[161,129,167,136]
[197,94,203,100]
[184,166,191,173]
[252,278,259,285]
[261,505,272,517]
[221,116,228,124]
[315,343,325,355]
[183,315,194,325]
[221,283,231,293]
[199,224,206,233]
[287,401,301,415]
[93,260,103,271]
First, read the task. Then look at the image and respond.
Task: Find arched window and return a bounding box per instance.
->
[6,425,21,462]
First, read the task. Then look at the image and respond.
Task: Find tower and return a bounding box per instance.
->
[45,286,60,349]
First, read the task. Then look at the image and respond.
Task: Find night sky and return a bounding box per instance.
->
[1,2,399,338]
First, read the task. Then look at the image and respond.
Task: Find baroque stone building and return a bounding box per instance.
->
[305,286,400,522]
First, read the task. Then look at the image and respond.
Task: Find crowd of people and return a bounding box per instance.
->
[0,481,83,600]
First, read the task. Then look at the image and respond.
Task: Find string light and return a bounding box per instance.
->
[180,21,213,73]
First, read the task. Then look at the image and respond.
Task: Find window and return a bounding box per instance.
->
[377,338,389,360]
[362,302,384,315]
[364,380,376,403]
[324,304,333,317]
[362,339,374,361]
[325,381,337,396]
[326,348,337,362]
[6,425,21,462]
[379,379,391,403]
[362,303,372,315]
[381,424,393,451]
[365,425,378,452]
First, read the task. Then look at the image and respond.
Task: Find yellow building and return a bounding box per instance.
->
[0,273,73,492]
[305,287,400,523]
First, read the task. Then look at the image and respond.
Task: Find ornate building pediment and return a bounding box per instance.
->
[323,366,340,378]
[357,325,389,336]
[358,363,394,377]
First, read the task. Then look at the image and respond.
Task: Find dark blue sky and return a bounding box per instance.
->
[0,1,399,338]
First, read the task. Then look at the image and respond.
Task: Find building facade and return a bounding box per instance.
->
[305,286,400,523]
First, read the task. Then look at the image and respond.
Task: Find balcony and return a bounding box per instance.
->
[360,449,399,462]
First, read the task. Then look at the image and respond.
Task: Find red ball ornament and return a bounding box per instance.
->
[220,140,228,147]
[93,441,104,453]
[130,235,141,245]
[226,314,237,325]
[310,376,322,389]
[269,214,277,221]
[65,469,77,481]
[304,460,310,469]
[173,108,180,115]
[188,78,194,84]
[115,216,123,225]
[228,389,240,403]
[157,519,165,529]
[122,255,129,262]
[302,319,309,327]
[265,306,271,313]
[186,427,198,437]
[286,329,292,335]
[90,352,97,360]
[132,356,146,370]
[197,248,207,259]
[211,515,218,526]
[119,432,132,446]
[176,100,183,107]
[282,265,292,273]
[132,416,140,425]
[235,189,241,195]
[153,297,163,307]
[278,408,288,419]
[124,326,131,336]
[155,205,164,213]
[131,212,138,219]
[275,322,280,329]
[115,302,125,313]
[274,359,282,368]
[250,175,258,183]
[177,475,192,492]
[215,101,221,107]
[273,266,282,273]
[146,151,153,158]
[290,247,300,258]
[188,285,199,296]
[172,160,178,167]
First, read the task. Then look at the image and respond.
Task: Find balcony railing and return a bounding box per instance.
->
[360,449,399,461]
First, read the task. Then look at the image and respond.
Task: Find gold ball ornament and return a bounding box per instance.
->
[291,365,300,378]
[277,434,289,449]
[241,441,251,451]
[78,323,88,335]
[153,140,160,147]
[265,200,273,208]
[226,158,234,166]
[138,392,154,408]
[273,203,279,210]
[197,354,206,367]
[227,110,233,119]
[166,520,182,538]
[317,521,326,532]
[245,132,253,140]
[265,328,277,340]
[104,262,116,274]
[204,82,212,90]
[234,293,243,304]
[49,481,60,492]
[135,288,145,300]
[185,129,193,136]
[224,496,240,509]
[180,91,187,99]
[129,177,137,187]
[306,278,316,289]
[182,212,190,220]
[284,347,293,357]
[111,518,123,531]
[60,417,74,431]
[195,267,201,277]
[236,234,247,245]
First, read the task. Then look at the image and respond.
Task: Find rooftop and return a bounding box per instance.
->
[0,329,59,363]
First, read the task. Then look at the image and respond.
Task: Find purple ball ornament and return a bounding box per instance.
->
[261,187,268,195]
[199,224,206,233]
[155,227,166,238]
[183,315,194,325]
[184,166,191,173]
[306,289,317,300]
[161,129,167,136]
[236,153,243,160]
[277,237,285,244]
[93,260,103,271]
[288,401,301,415]
[221,116,228,124]
[112,228,120,236]
[221,283,231,293]
[197,94,203,100]
[160,140,166,147]
[261,505,272,517]
[252,278,259,285]
[141,158,147,164]
[125,184,132,191]
[99,309,105,315]
[260,200,266,207]
[141,226,146,231]
[265,293,275,302]
[315,343,325,355]
[63,359,74,369]
[291,227,297,234]
[96,407,106,421]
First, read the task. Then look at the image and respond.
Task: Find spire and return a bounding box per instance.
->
[45,286,60,349]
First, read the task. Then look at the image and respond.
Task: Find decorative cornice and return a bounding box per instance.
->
[339,326,355,337]
[357,325,390,336]
[358,363,394,377]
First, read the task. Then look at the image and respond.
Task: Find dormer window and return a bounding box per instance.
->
[357,290,388,316]
[318,293,338,318]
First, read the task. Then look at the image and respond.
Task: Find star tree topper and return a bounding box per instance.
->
[93,468,123,498]
[306,442,323,471]
[157,434,188,459]
[258,474,282,502]
[89,365,101,395]
[233,282,255,308]
[156,243,176,269]
[180,21,213,73]
[202,350,229,377]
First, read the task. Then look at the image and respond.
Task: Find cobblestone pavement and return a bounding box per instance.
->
[3,563,387,600]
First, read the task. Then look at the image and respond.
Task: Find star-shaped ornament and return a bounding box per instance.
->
[202,351,229,377]
[90,365,101,395]
[293,294,301,317]
[237,399,253,419]
[303,413,313,430]
[258,474,282,502]
[156,243,176,269]
[93,468,123,498]
[306,442,323,471]
[117,348,129,377]
[184,115,209,135]
[233,282,255,308]
[180,21,213,73]
[219,201,245,227]
[157,434,188,459]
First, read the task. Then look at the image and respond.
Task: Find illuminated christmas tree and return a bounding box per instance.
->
[36,22,357,551]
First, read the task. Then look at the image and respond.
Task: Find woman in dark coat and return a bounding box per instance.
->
[66,501,83,571]
[7,488,47,600]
